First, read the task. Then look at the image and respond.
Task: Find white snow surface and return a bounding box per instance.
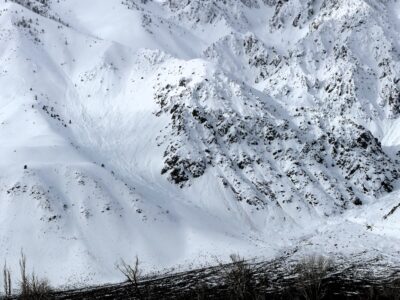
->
[1,0,400,288]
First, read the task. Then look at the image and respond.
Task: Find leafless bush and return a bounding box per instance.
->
[18,251,52,300]
[117,255,143,299]
[294,255,333,300]
[221,254,257,300]
[3,261,12,298]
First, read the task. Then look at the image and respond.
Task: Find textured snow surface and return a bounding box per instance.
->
[1,0,400,287]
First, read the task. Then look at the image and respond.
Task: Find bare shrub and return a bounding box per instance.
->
[221,254,257,300]
[117,255,143,299]
[294,255,333,300]
[3,261,12,298]
[19,252,28,297]
[18,251,52,300]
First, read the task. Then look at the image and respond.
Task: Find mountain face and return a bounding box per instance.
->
[1,0,400,286]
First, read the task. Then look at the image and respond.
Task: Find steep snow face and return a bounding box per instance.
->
[1,0,400,286]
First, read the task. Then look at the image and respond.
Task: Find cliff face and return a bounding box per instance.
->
[0,0,400,286]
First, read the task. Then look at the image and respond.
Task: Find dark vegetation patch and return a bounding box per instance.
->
[4,255,399,300]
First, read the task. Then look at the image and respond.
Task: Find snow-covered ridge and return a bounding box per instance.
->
[0,0,400,287]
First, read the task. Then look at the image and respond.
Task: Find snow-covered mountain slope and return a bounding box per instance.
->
[1,0,400,286]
